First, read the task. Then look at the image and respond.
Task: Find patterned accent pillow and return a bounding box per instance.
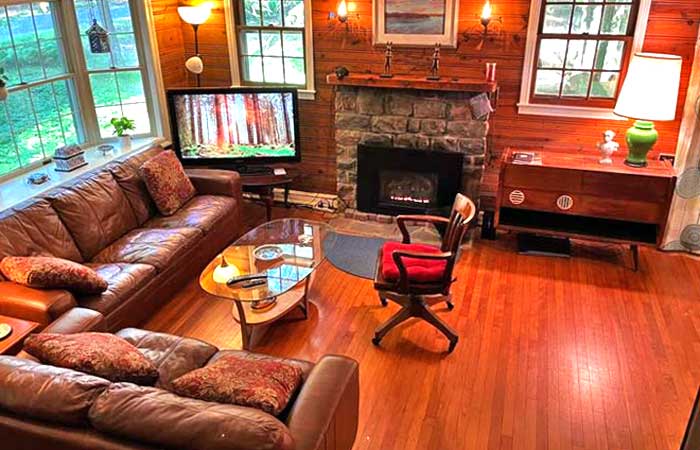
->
[140,150,196,216]
[0,256,108,294]
[171,354,304,416]
[23,332,159,385]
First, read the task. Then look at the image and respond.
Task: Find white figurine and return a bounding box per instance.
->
[598,130,619,164]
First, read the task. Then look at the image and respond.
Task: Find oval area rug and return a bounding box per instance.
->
[323,232,386,279]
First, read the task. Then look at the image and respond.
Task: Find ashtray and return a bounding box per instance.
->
[253,244,283,261]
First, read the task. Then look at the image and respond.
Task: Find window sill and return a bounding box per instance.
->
[298,89,316,101]
[0,137,166,213]
[517,103,627,121]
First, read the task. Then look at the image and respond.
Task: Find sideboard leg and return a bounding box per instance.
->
[631,245,639,272]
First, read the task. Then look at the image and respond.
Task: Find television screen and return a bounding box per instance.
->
[167,88,300,166]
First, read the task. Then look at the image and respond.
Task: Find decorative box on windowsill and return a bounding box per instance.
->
[53,144,88,172]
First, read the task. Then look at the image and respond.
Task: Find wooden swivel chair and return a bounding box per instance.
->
[372,194,476,353]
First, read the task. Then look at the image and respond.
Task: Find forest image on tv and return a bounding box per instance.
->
[173,92,296,159]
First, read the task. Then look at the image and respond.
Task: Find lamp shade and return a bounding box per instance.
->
[614,52,682,122]
[177,2,213,25]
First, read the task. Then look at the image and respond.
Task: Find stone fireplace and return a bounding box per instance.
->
[332,83,492,214]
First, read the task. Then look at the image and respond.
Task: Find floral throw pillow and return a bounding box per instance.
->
[0,256,108,295]
[140,150,196,216]
[171,354,304,416]
[23,332,159,385]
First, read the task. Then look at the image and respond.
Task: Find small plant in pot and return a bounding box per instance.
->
[109,117,135,151]
[0,67,9,101]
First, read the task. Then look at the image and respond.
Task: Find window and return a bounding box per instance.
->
[225,0,315,99]
[518,0,651,119]
[0,0,163,179]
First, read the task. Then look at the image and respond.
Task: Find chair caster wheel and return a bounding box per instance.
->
[446,301,454,311]
[372,337,382,347]
[447,338,458,353]
[379,298,388,307]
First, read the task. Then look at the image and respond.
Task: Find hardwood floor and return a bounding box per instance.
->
[144,202,700,450]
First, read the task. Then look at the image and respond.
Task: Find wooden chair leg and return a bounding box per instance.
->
[373,307,413,346]
[417,302,459,353]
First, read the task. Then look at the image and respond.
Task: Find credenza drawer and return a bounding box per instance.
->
[502,188,666,224]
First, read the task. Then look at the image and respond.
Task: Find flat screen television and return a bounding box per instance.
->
[167,87,301,168]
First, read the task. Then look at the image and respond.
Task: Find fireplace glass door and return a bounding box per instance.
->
[379,170,439,208]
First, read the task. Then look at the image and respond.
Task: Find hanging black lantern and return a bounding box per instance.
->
[87,19,110,54]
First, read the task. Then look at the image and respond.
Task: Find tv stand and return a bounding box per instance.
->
[235,165,274,175]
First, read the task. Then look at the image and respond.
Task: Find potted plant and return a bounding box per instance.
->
[0,67,9,101]
[109,117,135,151]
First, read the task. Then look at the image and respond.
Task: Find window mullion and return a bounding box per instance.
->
[61,0,101,145]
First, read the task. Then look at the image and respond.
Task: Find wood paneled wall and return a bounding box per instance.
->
[153,0,700,197]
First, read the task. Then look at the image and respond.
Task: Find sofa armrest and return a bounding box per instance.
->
[287,355,359,450]
[185,169,242,199]
[0,282,76,325]
[42,308,105,334]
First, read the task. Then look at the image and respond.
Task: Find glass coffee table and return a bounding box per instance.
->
[200,219,336,350]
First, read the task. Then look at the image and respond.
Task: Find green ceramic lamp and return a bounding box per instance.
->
[613,53,682,167]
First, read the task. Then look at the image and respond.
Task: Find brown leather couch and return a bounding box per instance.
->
[0,308,359,450]
[0,146,243,330]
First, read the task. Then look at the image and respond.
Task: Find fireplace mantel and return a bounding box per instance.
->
[326,73,498,94]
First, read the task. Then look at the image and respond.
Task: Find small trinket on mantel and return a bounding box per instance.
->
[380,42,394,79]
[426,43,441,81]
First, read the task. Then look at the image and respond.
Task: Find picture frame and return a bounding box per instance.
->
[372,0,460,48]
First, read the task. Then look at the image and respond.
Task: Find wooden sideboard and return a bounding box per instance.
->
[490,149,677,269]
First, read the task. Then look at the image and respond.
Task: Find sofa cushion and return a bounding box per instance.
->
[116,328,218,390]
[0,198,83,266]
[140,150,196,216]
[47,170,139,260]
[79,263,157,315]
[0,356,110,426]
[171,353,304,416]
[208,350,315,382]
[109,146,164,226]
[89,384,295,450]
[91,228,202,272]
[145,195,237,233]
[1,256,108,295]
[23,333,159,385]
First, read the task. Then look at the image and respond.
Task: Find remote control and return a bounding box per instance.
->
[242,279,267,289]
[227,273,267,286]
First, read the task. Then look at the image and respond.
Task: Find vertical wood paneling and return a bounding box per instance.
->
[154,0,700,198]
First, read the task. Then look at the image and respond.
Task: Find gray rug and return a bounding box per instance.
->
[324,232,386,279]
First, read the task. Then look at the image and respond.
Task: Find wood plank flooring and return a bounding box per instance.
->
[144,203,700,450]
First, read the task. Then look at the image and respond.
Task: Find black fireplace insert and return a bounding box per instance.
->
[357,145,464,216]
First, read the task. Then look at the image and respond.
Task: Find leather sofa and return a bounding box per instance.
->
[0,308,360,450]
[0,145,243,331]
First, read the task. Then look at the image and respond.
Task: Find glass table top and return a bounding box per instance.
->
[200,219,336,302]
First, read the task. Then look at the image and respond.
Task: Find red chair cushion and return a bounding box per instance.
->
[381,241,447,283]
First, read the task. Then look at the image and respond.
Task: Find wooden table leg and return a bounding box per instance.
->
[264,187,273,222]
[631,245,639,272]
[234,300,253,351]
[284,183,291,208]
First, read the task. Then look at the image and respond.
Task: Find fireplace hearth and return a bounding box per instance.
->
[357,145,464,216]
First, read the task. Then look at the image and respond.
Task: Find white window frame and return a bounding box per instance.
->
[0,0,169,182]
[223,0,316,101]
[517,0,652,120]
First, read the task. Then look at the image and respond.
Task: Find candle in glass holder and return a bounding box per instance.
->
[485,62,497,82]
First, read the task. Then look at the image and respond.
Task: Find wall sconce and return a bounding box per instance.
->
[178,1,213,87]
[480,1,502,35]
[461,0,503,49]
[329,0,359,31]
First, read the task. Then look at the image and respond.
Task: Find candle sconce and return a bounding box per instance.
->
[328,0,360,31]
[462,1,503,50]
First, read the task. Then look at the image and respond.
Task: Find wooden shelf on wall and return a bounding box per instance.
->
[326,73,498,93]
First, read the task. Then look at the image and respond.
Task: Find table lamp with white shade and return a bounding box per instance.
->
[614,53,682,167]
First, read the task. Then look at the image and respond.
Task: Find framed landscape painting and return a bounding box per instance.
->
[373,0,460,48]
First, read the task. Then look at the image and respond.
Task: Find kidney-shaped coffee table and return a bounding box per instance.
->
[200,219,336,350]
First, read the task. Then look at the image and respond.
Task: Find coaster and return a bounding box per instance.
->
[0,323,12,341]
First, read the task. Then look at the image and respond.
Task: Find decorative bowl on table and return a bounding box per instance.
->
[253,245,284,261]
